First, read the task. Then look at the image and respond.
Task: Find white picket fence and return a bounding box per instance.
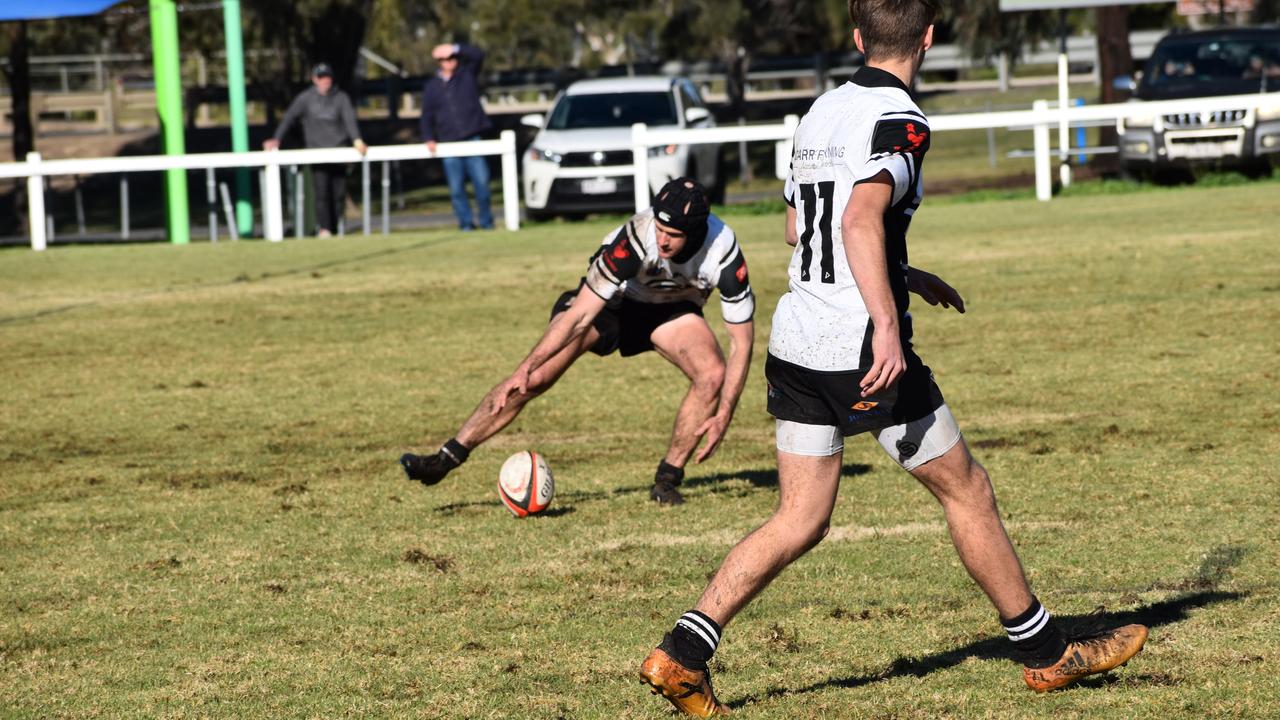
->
[630,90,1280,211]
[0,131,521,251]
[3,92,1279,251]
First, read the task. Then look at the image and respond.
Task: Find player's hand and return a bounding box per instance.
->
[861,328,905,398]
[262,139,280,151]
[908,268,966,313]
[491,365,532,415]
[431,44,456,61]
[354,139,368,156]
[694,410,732,463]
[425,140,438,155]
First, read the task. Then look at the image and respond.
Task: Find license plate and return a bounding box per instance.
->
[581,178,618,195]
[1168,140,1240,160]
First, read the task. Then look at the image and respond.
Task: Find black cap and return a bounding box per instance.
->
[652,177,710,244]
[312,63,334,78]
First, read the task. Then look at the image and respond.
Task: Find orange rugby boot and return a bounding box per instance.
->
[1023,624,1149,692]
[639,645,729,717]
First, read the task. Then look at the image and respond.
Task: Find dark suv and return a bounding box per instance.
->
[1116,27,1280,177]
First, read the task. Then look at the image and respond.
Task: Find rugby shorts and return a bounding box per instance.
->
[765,352,959,470]
[551,287,702,358]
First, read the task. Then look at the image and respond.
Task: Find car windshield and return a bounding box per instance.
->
[546,92,677,130]
[1142,36,1280,95]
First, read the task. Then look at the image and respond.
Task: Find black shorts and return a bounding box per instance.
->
[765,352,945,437]
[551,288,702,357]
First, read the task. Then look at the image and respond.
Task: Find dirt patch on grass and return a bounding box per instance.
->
[402,549,454,572]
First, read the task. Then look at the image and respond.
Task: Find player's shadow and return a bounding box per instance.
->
[727,589,1245,709]
[431,464,872,515]
[684,463,872,492]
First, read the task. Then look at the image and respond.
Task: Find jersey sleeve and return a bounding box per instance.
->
[584,224,644,300]
[852,111,930,206]
[715,239,755,324]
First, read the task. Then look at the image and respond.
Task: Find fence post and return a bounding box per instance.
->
[500,130,520,231]
[631,122,649,213]
[26,152,47,251]
[361,155,371,236]
[381,161,391,235]
[1033,100,1052,202]
[120,175,130,241]
[263,151,284,241]
[207,168,218,242]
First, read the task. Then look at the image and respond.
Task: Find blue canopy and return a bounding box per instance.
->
[0,1,122,22]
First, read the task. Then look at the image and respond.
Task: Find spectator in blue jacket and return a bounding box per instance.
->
[420,43,494,230]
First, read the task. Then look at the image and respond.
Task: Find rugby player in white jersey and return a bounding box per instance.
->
[639,2,1147,713]
[400,178,754,505]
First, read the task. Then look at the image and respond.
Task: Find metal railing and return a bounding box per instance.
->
[0,131,520,251]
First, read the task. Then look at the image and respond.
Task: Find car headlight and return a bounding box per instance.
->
[527,146,562,163]
[1258,106,1280,121]
[1122,113,1157,129]
[648,144,678,157]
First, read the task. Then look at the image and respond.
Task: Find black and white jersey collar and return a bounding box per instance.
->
[852,66,912,95]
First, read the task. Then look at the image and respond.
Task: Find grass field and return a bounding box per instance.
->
[2,183,1279,719]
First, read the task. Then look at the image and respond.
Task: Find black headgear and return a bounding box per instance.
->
[652,177,710,248]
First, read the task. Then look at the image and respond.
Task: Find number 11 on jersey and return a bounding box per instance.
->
[797,181,835,284]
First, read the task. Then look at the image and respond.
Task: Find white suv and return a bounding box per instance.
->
[521,76,725,219]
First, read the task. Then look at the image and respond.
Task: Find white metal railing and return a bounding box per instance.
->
[1,131,520,250]
[629,91,1280,210]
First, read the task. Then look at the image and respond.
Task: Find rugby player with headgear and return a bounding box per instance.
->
[638,1,1148,714]
[400,178,755,505]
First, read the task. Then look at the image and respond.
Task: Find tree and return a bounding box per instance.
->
[2,21,33,229]
[944,0,1055,75]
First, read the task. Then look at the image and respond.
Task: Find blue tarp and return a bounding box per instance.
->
[0,1,123,22]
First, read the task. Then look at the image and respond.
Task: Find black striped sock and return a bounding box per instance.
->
[1002,597,1068,669]
[667,610,721,670]
[440,438,470,468]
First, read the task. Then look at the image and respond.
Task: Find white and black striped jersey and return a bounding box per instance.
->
[584,208,755,324]
[769,66,929,372]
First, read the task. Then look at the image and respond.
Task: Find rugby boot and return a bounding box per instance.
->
[650,480,686,505]
[1023,624,1148,692]
[639,645,728,717]
[399,452,453,486]
[651,461,686,505]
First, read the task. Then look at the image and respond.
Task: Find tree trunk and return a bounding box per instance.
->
[4,21,34,233]
[1095,6,1132,166]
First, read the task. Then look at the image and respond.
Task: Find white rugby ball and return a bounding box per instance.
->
[497,451,554,517]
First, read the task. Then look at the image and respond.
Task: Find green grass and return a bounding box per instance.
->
[2,183,1279,718]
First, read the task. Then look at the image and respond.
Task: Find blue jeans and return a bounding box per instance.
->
[442,136,493,229]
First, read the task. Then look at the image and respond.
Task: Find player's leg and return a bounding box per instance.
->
[641,424,843,715]
[647,312,725,504]
[455,326,599,447]
[400,324,600,486]
[882,405,1147,691]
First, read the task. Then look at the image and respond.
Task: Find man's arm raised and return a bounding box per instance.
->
[843,172,902,398]
[491,285,605,413]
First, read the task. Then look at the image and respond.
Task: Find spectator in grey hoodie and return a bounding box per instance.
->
[264,63,368,237]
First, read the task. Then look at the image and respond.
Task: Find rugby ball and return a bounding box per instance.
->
[497,451,554,517]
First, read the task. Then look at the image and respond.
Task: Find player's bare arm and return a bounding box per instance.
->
[784,205,798,246]
[492,285,605,413]
[907,266,966,313]
[694,319,753,463]
[843,172,903,397]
